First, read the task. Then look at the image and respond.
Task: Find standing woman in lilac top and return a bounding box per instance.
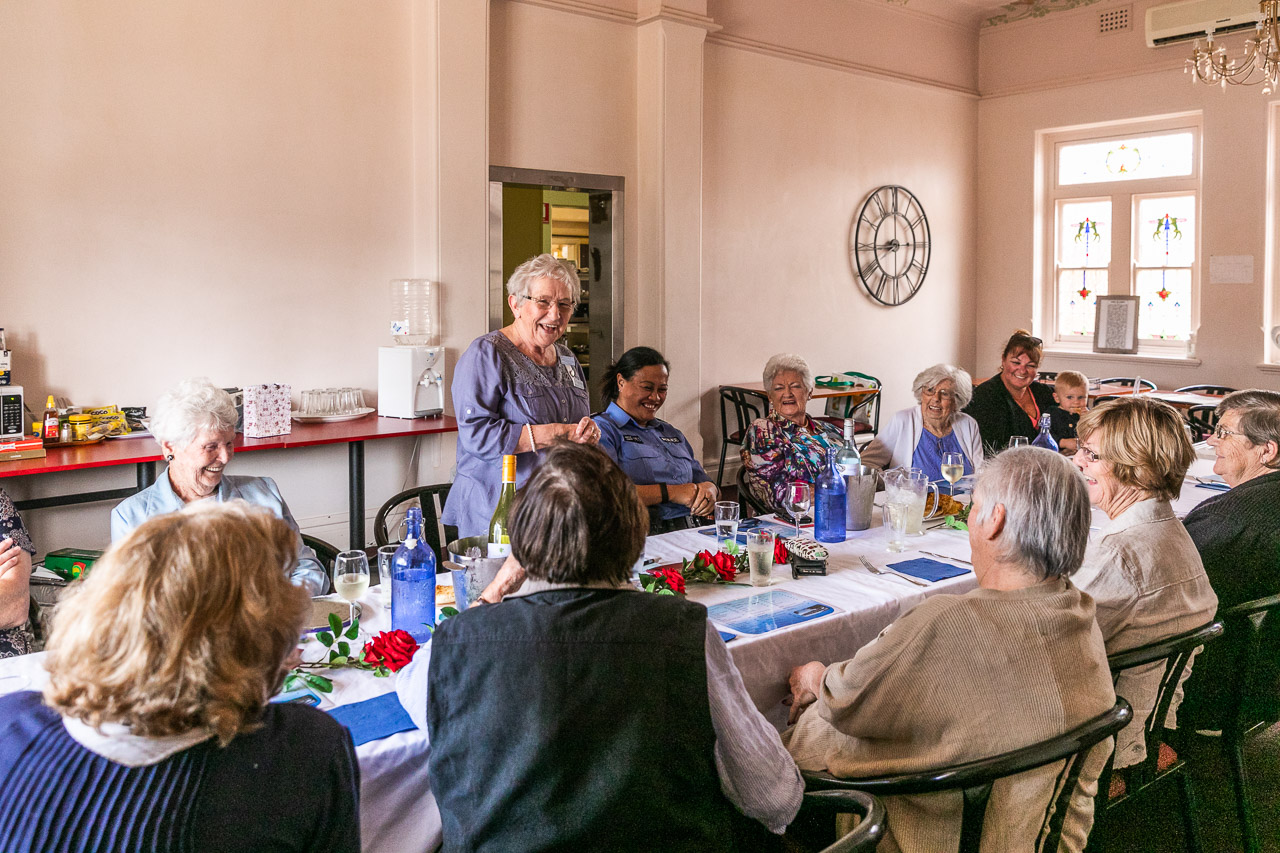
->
[442,254,599,538]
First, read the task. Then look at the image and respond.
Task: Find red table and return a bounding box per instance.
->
[1,415,458,549]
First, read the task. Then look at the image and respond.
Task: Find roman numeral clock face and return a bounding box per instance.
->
[850,185,931,306]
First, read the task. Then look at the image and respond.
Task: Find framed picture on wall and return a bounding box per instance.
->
[1093,295,1139,354]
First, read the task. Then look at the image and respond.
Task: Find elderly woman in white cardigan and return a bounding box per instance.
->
[860,364,984,486]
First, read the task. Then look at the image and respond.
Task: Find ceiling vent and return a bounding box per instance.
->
[1100,5,1133,34]
[1146,0,1263,47]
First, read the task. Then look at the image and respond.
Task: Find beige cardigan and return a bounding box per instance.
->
[784,578,1115,853]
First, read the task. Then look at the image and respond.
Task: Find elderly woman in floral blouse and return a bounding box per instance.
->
[0,487,34,658]
[741,353,843,514]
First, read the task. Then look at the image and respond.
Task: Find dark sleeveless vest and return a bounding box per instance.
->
[427,587,735,853]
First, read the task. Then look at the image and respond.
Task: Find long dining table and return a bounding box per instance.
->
[0,449,1222,851]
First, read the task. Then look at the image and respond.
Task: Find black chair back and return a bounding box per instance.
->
[374,483,453,563]
[736,466,776,517]
[1174,384,1236,397]
[1098,377,1157,391]
[803,700,1132,853]
[1185,404,1220,441]
[799,789,887,853]
[716,387,767,488]
[302,533,345,582]
[1099,621,1223,799]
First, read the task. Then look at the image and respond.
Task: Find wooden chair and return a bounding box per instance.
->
[1185,404,1220,442]
[802,700,1132,853]
[792,788,886,853]
[1191,593,1280,853]
[1174,384,1236,397]
[373,483,454,564]
[1098,377,1157,391]
[717,387,767,489]
[817,372,882,445]
[1090,621,1225,853]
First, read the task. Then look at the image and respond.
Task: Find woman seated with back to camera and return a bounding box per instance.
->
[1070,396,1217,769]
[784,447,1115,852]
[859,363,984,486]
[397,442,802,851]
[741,353,842,514]
[0,501,360,852]
[594,346,718,534]
[111,378,327,596]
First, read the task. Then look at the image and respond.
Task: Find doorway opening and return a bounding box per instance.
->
[488,167,624,412]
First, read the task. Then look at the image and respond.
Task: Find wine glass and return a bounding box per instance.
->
[940,452,964,496]
[333,550,371,624]
[1008,436,1029,448]
[784,482,813,538]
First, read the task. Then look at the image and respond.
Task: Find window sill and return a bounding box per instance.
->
[1042,348,1202,368]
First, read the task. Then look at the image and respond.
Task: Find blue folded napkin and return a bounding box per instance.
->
[1195,482,1230,492]
[888,557,970,582]
[326,692,417,746]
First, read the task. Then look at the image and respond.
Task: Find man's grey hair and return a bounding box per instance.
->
[762,353,814,394]
[970,446,1091,580]
[911,363,974,410]
[150,378,239,450]
[1219,389,1280,469]
[506,253,582,304]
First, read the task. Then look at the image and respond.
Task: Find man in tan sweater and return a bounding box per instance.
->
[784,447,1116,853]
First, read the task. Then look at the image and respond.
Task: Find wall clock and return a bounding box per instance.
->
[850,185,931,306]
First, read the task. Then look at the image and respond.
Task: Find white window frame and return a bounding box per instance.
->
[1266,102,1280,367]
[1038,114,1202,358]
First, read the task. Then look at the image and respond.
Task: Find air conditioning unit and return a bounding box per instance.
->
[1146,0,1263,47]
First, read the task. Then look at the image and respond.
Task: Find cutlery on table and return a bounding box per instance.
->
[918,550,972,566]
[859,555,930,587]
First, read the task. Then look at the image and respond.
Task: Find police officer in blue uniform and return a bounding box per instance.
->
[594,347,719,534]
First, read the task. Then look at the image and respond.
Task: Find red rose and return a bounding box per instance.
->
[362,629,420,672]
[773,536,789,565]
[710,550,737,581]
[649,567,687,594]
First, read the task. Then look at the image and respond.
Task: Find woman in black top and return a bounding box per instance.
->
[963,330,1056,456]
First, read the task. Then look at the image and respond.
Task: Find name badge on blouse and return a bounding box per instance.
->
[659,436,680,444]
[623,434,643,443]
[560,355,585,390]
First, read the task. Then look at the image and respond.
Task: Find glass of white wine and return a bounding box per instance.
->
[333,550,370,624]
[940,452,965,496]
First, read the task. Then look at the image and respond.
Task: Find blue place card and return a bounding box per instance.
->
[887,557,969,582]
[326,691,417,746]
[708,590,838,635]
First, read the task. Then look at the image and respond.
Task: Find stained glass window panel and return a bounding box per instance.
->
[1136,195,1195,267]
[1058,132,1194,186]
[1136,269,1191,340]
[1058,200,1111,267]
[1057,270,1104,337]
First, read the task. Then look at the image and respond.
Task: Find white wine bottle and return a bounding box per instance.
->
[487,454,517,557]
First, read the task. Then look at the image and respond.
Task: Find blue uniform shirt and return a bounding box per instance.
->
[594,401,710,521]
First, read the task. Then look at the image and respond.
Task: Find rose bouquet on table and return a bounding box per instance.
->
[284,608,458,694]
[640,544,750,596]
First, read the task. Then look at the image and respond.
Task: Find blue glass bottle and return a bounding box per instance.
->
[1031,413,1059,453]
[391,506,438,643]
[814,446,847,543]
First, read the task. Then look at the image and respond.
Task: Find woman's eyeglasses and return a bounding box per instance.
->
[1074,443,1101,463]
[921,388,956,401]
[1212,424,1243,441]
[522,295,576,314]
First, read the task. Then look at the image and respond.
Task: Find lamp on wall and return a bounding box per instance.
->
[1186,0,1280,93]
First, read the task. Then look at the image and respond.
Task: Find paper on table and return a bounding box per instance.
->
[326,691,417,746]
[707,590,839,635]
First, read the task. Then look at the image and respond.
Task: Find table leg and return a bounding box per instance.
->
[349,441,365,550]
[137,461,157,490]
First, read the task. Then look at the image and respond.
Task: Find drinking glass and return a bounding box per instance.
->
[745,530,775,587]
[784,482,813,538]
[376,544,399,592]
[940,452,965,496]
[1008,436,1029,448]
[714,501,740,551]
[904,470,939,536]
[883,501,911,552]
[333,550,370,623]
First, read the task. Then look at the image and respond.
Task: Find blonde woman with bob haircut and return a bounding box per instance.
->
[1071,396,1217,770]
[0,501,360,853]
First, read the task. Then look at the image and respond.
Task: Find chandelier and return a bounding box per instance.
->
[1185,0,1280,94]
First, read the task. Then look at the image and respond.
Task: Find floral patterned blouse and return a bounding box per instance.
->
[740,411,843,512]
[0,488,33,556]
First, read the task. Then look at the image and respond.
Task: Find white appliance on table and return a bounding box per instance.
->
[378,346,445,418]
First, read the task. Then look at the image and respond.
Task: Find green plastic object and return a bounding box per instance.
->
[43,548,103,580]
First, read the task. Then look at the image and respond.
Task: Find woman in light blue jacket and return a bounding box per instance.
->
[110,379,327,595]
